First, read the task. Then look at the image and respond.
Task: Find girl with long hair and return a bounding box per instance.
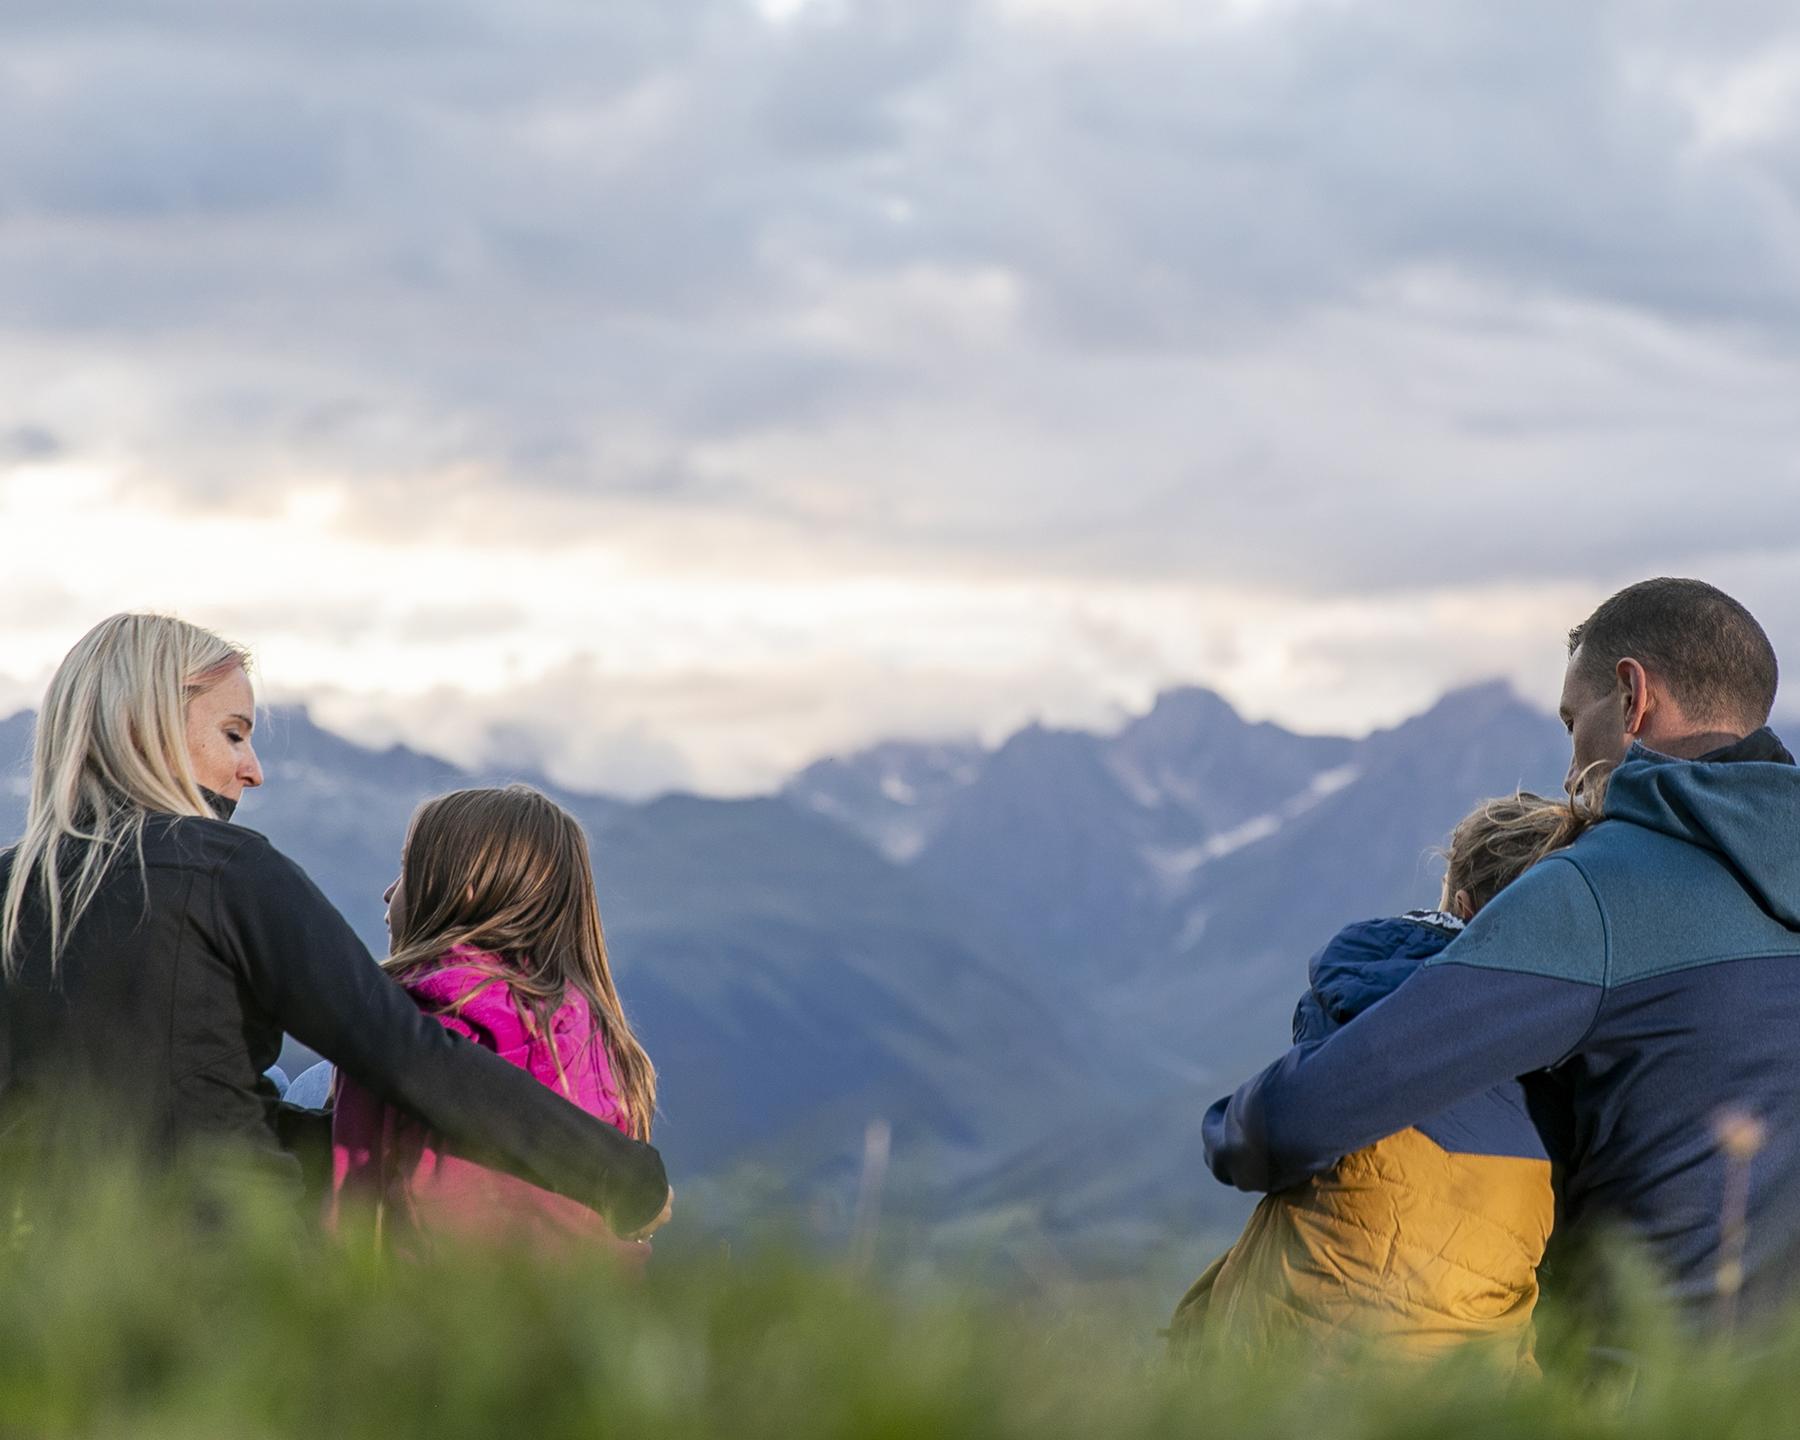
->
[0,615,669,1238]
[330,785,661,1254]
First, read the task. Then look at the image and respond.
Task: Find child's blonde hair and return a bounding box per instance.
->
[1443,785,1602,915]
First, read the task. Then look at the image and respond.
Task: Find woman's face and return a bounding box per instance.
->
[184,665,264,803]
[384,868,406,942]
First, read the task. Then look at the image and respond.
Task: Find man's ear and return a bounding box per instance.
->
[1452,888,1476,922]
[1617,657,1653,738]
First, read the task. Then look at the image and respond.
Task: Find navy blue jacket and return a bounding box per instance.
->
[1206,730,1800,1313]
[1297,912,1546,1164]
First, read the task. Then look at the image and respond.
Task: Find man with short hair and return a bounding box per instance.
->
[1560,577,1785,784]
[1205,577,1800,1318]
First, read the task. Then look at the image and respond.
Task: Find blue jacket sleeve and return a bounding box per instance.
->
[1203,857,1608,1193]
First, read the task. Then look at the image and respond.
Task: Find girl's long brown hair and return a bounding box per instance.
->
[384,785,656,1142]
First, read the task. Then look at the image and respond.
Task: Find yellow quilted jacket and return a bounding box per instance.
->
[1172,1125,1552,1366]
[1173,913,1554,1367]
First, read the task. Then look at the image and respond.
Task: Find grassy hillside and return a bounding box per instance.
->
[2,1160,1792,1440]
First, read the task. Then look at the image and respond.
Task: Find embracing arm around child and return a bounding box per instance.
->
[324,783,664,1252]
[213,831,671,1237]
[1204,853,1606,1193]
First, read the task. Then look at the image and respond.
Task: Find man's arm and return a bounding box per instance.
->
[1203,856,1609,1193]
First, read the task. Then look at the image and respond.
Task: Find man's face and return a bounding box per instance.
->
[1559,647,1634,789]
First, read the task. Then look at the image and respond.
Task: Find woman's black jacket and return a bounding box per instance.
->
[0,815,669,1234]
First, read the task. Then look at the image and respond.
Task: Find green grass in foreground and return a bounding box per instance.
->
[0,1161,1794,1439]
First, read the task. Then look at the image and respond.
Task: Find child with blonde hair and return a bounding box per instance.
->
[1171,791,1595,1366]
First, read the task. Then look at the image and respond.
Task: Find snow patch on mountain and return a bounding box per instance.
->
[1141,761,1364,890]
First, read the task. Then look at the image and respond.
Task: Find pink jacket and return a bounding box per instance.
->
[329,947,643,1262]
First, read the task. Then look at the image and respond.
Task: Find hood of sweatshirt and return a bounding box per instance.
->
[1602,727,1800,929]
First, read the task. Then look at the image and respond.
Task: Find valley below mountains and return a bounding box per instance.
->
[0,682,1571,1288]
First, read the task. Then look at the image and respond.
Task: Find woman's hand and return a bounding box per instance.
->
[624,1186,673,1241]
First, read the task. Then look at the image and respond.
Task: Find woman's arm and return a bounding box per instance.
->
[212,832,670,1235]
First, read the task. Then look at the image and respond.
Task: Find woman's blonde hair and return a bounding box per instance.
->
[1443,778,1605,915]
[383,785,657,1143]
[2,614,250,973]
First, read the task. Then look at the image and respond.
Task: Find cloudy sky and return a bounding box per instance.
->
[3,0,1799,794]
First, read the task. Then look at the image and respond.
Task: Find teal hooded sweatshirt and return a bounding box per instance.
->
[1206,730,1800,1316]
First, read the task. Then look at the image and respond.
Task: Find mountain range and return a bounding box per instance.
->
[0,681,1572,1281]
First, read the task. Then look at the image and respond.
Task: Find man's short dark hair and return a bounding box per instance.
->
[1568,578,1778,728]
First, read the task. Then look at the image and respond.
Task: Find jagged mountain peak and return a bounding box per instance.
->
[985,721,1109,773]
[1119,685,1244,741]
[1385,679,1533,732]
[1351,680,1557,779]
[782,736,986,862]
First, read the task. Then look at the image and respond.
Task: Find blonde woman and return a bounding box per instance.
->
[0,614,671,1238]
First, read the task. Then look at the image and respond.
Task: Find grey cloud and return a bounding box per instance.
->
[3,0,1800,597]
[0,74,351,222]
[0,424,60,461]
[475,715,694,799]
[758,0,968,154]
[937,1,1800,343]
[10,1,1799,328]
